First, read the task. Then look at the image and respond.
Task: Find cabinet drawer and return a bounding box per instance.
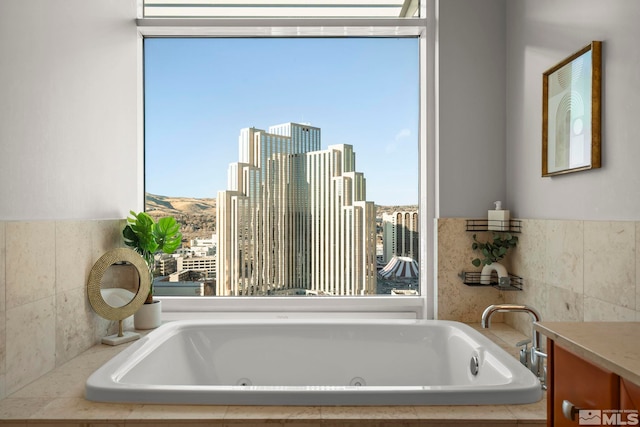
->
[553,345,619,426]
[621,378,640,410]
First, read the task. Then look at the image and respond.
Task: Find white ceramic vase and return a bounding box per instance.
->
[134,300,162,329]
[480,262,508,285]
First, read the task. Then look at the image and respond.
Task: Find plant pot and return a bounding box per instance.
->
[134,299,162,330]
[480,262,508,285]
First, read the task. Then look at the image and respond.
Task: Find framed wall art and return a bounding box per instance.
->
[542,41,602,177]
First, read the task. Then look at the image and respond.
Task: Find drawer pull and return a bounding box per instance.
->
[562,400,582,421]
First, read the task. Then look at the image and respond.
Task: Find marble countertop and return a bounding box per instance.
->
[0,322,547,426]
[535,321,640,385]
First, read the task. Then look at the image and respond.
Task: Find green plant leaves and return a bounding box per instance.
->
[124,212,157,254]
[471,232,518,267]
[122,211,183,300]
[124,211,182,256]
[154,216,182,254]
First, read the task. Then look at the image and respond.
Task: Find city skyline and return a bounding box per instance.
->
[217,122,377,296]
[144,37,419,206]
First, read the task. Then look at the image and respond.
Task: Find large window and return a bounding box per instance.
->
[138,2,432,317]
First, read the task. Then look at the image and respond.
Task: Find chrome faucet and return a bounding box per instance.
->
[481,304,547,389]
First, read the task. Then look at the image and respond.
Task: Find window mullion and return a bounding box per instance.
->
[136,17,426,38]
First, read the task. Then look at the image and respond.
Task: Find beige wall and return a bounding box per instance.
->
[437,218,640,336]
[0,219,126,398]
[436,218,506,322]
[506,219,640,334]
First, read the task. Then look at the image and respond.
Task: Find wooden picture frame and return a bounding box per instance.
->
[542,41,602,177]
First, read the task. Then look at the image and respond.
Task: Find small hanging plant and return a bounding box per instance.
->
[123,211,182,303]
[471,232,518,267]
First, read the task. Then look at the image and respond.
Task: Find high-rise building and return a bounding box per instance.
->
[382,211,419,263]
[177,255,217,277]
[155,254,177,276]
[217,123,377,296]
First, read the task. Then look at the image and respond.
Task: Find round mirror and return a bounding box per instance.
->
[87,248,150,321]
[100,262,139,308]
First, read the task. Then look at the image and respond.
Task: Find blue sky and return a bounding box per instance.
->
[145,37,418,206]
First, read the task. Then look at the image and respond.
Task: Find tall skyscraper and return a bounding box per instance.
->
[382,211,419,263]
[217,123,377,296]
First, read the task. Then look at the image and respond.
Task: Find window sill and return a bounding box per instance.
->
[159,295,426,320]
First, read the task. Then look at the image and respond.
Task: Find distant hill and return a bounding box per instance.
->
[146,193,216,216]
[146,194,216,244]
[145,193,418,245]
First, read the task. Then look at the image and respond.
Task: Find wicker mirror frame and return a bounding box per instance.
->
[87,247,150,321]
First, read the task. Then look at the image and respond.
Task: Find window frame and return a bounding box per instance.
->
[136,1,435,320]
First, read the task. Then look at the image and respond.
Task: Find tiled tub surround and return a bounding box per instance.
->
[0,217,511,405]
[436,218,508,322]
[1,216,631,423]
[437,218,640,337]
[0,323,545,426]
[0,218,517,411]
[0,220,128,400]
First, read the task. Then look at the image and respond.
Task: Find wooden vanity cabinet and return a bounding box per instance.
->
[548,338,640,426]
[549,340,619,426]
[621,378,640,410]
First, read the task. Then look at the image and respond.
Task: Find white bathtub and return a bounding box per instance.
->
[85,319,542,405]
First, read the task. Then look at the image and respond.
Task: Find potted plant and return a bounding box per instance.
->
[471,232,518,285]
[123,210,182,329]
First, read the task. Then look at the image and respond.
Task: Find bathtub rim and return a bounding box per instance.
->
[85,318,543,406]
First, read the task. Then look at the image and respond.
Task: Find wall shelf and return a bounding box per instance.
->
[462,218,524,291]
[461,271,523,291]
[466,219,522,233]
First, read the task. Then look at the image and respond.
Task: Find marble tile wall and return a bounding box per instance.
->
[0,222,5,399]
[436,218,506,322]
[437,218,640,337]
[2,217,636,402]
[505,219,640,335]
[0,219,126,399]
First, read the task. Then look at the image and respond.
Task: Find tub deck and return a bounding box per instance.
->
[0,323,546,426]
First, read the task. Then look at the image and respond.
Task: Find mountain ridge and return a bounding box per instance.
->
[145,193,417,244]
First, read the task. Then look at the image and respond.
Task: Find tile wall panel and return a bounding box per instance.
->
[0,220,124,398]
[0,222,6,311]
[0,222,5,398]
[436,218,505,322]
[584,221,635,310]
[438,218,640,338]
[506,219,640,336]
[5,296,56,393]
[55,221,94,294]
[5,222,56,310]
[544,220,583,294]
